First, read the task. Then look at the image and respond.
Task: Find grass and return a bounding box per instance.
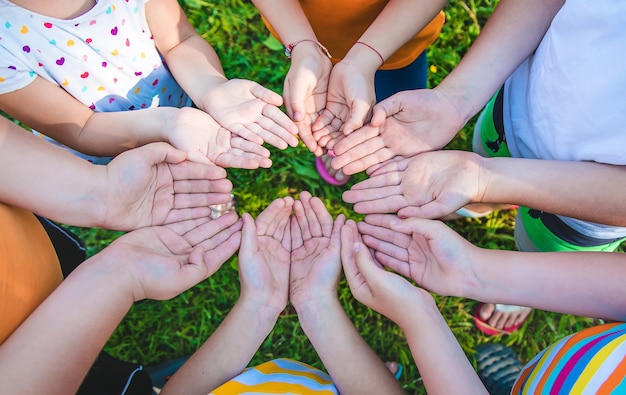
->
[67,1,601,393]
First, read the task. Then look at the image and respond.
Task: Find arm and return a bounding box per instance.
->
[340,220,486,395]
[290,192,403,395]
[330,0,565,174]
[313,0,446,136]
[342,150,626,226]
[0,80,272,167]
[148,0,298,150]
[251,0,332,156]
[0,117,233,230]
[358,215,626,321]
[0,214,242,395]
[161,198,293,395]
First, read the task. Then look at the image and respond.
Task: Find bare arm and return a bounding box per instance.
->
[0,217,242,395]
[359,215,626,322]
[341,220,486,395]
[290,192,403,395]
[0,116,234,230]
[149,0,298,150]
[162,198,293,395]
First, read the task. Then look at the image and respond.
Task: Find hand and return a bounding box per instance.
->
[340,219,436,328]
[110,212,242,302]
[200,79,299,151]
[167,107,272,169]
[342,151,485,218]
[102,142,233,231]
[312,59,377,143]
[356,214,479,297]
[237,197,294,314]
[290,191,345,308]
[283,44,333,156]
[330,88,466,175]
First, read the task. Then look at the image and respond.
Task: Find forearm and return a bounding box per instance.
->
[0,120,110,227]
[0,252,133,395]
[352,0,446,62]
[437,0,564,122]
[297,297,404,395]
[465,248,626,321]
[161,35,229,109]
[481,157,626,226]
[252,0,317,43]
[401,302,487,395]
[161,298,280,395]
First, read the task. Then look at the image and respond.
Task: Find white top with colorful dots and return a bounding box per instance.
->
[0,0,190,112]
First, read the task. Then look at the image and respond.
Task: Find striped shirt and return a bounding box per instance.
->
[512,322,626,394]
[210,358,339,394]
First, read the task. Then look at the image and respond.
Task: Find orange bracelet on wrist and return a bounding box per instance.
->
[284,39,332,59]
[355,41,385,66]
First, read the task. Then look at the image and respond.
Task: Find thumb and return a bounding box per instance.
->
[142,142,188,165]
[352,242,384,286]
[240,213,258,258]
[370,98,399,127]
[250,81,284,106]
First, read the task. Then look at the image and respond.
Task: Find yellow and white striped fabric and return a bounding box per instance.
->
[210,358,338,395]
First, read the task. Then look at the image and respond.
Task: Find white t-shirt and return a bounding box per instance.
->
[0,0,191,162]
[503,0,626,239]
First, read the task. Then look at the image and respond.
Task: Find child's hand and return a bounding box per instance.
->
[102,142,234,231]
[342,151,484,218]
[357,215,479,298]
[312,59,376,139]
[289,191,345,309]
[167,107,272,169]
[340,220,435,328]
[200,79,299,151]
[237,198,294,315]
[112,212,242,302]
[283,45,333,157]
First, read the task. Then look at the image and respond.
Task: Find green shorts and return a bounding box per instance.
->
[474,88,625,252]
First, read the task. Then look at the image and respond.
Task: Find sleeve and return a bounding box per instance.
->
[0,45,37,94]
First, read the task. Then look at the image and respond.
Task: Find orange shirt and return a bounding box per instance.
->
[263,0,445,70]
[0,204,62,343]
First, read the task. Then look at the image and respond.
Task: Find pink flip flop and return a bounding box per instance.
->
[473,303,527,336]
[315,151,350,186]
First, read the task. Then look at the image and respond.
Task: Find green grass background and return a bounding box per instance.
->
[69,1,602,393]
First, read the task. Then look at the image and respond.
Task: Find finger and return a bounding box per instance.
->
[293,198,312,241]
[310,195,333,237]
[332,139,386,169]
[273,196,295,242]
[397,203,453,220]
[346,172,402,191]
[331,124,379,155]
[311,108,339,133]
[257,197,293,237]
[353,195,409,215]
[239,212,258,260]
[216,152,271,170]
[250,82,284,106]
[340,149,396,176]
[340,221,360,282]
[202,228,242,275]
[174,191,233,208]
[231,136,271,158]
[342,184,401,203]
[163,217,212,236]
[163,207,213,224]
[366,158,409,178]
[226,123,265,146]
[262,104,299,146]
[301,192,323,238]
[169,161,228,181]
[361,233,409,263]
[341,100,371,135]
[329,214,346,250]
[371,95,402,126]
[173,179,233,194]
[358,217,412,247]
[373,250,412,278]
[184,212,241,246]
[290,215,304,251]
[297,122,323,156]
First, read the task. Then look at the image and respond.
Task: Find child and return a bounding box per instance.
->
[0,0,298,167]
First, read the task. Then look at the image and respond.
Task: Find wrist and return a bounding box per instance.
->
[294,295,341,332]
[343,43,384,74]
[433,80,480,126]
[237,293,285,323]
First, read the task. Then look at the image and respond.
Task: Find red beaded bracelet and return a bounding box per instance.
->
[284,39,332,59]
[355,41,385,66]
